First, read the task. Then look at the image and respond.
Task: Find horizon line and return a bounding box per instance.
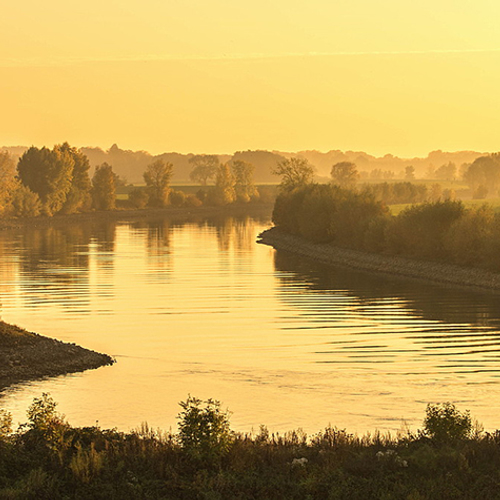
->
[2,47,500,67]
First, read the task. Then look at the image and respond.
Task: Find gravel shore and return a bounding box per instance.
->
[0,321,114,392]
[258,227,500,293]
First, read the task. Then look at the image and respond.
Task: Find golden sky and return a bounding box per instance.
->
[1,0,500,156]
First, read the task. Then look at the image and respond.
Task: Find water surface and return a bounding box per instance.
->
[1,213,500,434]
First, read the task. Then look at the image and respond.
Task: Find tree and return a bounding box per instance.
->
[272,157,314,191]
[404,165,415,181]
[189,155,220,186]
[0,150,18,215]
[232,160,258,203]
[435,162,456,181]
[207,163,236,205]
[17,146,74,215]
[143,159,173,207]
[464,154,500,194]
[330,161,359,188]
[92,163,116,210]
[56,143,92,214]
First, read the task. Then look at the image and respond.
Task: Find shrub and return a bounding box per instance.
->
[0,409,12,440]
[128,188,149,209]
[169,189,186,207]
[185,193,203,207]
[386,200,465,259]
[11,185,42,217]
[423,403,472,443]
[177,396,233,458]
[25,393,69,451]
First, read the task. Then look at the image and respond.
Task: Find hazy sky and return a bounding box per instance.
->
[1,0,500,156]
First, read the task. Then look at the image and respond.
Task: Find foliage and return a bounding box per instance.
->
[272,183,500,271]
[207,163,236,206]
[404,165,416,180]
[2,396,500,499]
[92,163,116,210]
[128,187,149,208]
[434,162,457,181]
[272,157,314,191]
[169,189,186,207]
[177,395,233,458]
[57,143,92,214]
[0,150,18,215]
[24,393,69,452]
[232,160,259,203]
[362,182,428,205]
[0,409,12,440]
[330,161,359,188]
[17,145,74,215]
[385,200,465,259]
[423,403,472,443]
[444,205,500,270]
[464,154,500,194]
[473,184,489,199]
[189,154,220,186]
[143,159,173,207]
[273,184,388,247]
[185,193,203,207]
[11,185,42,216]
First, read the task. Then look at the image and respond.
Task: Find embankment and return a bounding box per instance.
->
[258,227,500,292]
[0,321,114,391]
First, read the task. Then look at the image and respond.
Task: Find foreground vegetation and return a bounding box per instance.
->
[1,395,499,499]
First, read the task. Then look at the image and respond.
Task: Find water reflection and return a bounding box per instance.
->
[3,213,500,435]
[273,251,500,376]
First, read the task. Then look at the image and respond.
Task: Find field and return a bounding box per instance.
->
[389,197,500,215]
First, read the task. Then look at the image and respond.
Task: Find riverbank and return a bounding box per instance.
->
[0,203,274,231]
[0,396,498,499]
[0,321,114,392]
[258,226,500,292]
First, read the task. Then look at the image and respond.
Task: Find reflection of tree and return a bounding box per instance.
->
[213,215,257,252]
[0,236,16,295]
[15,224,93,309]
[129,218,172,282]
[130,218,171,256]
[93,221,116,254]
[273,251,500,329]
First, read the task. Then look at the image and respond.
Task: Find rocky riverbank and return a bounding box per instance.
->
[0,321,114,391]
[258,227,500,292]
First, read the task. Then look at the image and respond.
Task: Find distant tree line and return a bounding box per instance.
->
[0,145,269,218]
[273,183,500,272]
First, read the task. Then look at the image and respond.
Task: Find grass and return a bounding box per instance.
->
[1,396,500,499]
[388,197,500,215]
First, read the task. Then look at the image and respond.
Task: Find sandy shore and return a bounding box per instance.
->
[258,227,500,293]
[0,321,114,392]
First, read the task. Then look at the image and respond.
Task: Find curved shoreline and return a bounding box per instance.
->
[0,321,114,392]
[258,227,500,293]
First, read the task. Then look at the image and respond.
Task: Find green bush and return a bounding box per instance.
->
[423,403,472,443]
[177,395,233,459]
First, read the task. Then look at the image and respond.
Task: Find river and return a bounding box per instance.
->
[1,211,500,435]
